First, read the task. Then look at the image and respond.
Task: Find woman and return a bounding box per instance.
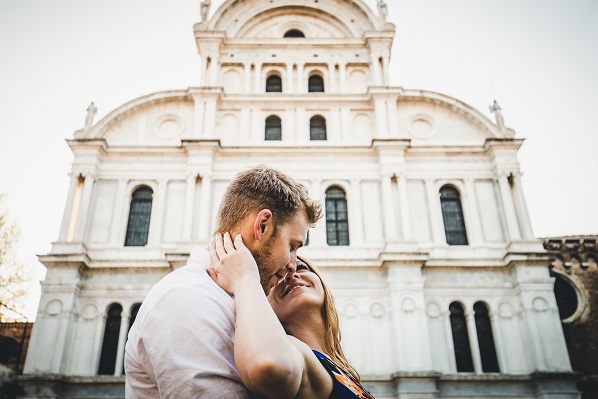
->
[209,232,374,399]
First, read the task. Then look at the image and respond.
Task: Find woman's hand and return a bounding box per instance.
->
[208,232,260,295]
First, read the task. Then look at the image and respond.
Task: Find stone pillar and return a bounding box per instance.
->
[286,63,294,94]
[328,63,335,93]
[381,173,398,243]
[254,62,262,93]
[58,174,80,242]
[148,179,167,246]
[388,264,433,372]
[371,55,382,86]
[297,63,304,94]
[340,108,351,141]
[209,56,219,86]
[425,179,445,245]
[511,173,535,239]
[382,55,390,85]
[197,173,213,243]
[203,99,217,137]
[113,305,130,375]
[466,310,483,373]
[200,56,208,86]
[310,179,326,246]
[464,179,483,245]
[192,98,205,137]
[182,174,197,242]
[73,174,95,242]
[339,62,347,94]
[497,173,521,241]
[350,179,364,245]
[109,178,128,246]
[397,173,413,242]
[374,98,388,137]
[244,62,251,93]
[387,99,400,137]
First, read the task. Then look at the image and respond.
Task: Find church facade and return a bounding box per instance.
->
[19,0,579,398]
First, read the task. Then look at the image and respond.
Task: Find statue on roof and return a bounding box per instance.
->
[200,0,211,22]
[489,100,505,132]
[489,100,516,137]
[377,0,388,21]
[84,102,97,131]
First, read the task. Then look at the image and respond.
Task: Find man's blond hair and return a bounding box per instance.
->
[215,165,322,233]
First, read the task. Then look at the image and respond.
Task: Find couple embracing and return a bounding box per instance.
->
[124,165,374,399]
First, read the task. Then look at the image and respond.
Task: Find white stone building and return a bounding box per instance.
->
[20,0,579,397]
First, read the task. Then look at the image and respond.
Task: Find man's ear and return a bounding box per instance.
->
[253,209,273,241]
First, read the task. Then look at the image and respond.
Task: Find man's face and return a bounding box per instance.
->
[252,209,310,292]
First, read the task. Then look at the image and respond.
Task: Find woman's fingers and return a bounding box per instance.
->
[214,232,227,259]
[223,232,235,253]
[234,234,246,250]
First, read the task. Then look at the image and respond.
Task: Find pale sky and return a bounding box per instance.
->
[1,0,597,319]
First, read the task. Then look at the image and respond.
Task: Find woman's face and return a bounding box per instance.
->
[267,258,325,324]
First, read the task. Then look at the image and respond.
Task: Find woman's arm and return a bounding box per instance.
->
[209,233,330,399]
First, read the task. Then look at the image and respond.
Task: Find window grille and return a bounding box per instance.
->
[449,302,474,372]
[125,187,153,247]
[308,75,324,92]
[266,75,282,92]
[265,116,282,141]
[440,186,468,245]
[325,187,349,246]
[473,302,500,372]
[310,116,327,140]
[98,304,123,375]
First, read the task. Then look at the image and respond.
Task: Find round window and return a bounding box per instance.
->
[551,272,579,321]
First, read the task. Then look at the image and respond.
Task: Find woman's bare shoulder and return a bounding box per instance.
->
[286,336,334,399]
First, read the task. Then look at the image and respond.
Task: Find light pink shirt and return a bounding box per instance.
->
[124,247,251,398]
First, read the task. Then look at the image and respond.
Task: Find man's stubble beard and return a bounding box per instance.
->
[251,229,280,294]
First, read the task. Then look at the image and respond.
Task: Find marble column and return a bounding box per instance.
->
[114,305,130,375]
[286,63,294,94]
[466,310,483,373]
[182,174,197,242]
[297,63,304,94]
[148,179,167,246]
[497,173,521,241]
[381,173,398,242]
[197,173,213,243]
[370,55,382,86]
[327,63,335,93]
[244,62,251,93]
[73,174,95,242]
[464,179,483,245]
[58,174,80,242]
[350,179,364,245]
[254,62,263,93]
[109,178,128,246]
[397,173,412,242]
[339,62,347,93]
[511,173,535,239]
[425,178,445,245]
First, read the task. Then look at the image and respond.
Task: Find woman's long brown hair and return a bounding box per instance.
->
[299,256,360,382]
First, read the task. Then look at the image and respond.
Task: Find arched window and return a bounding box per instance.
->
[284,29,305,38]
[440,186,468,245]
[122,303,142,375]
[265,116,282,141]
[551,271,579,320]
[473,302,500,372]
[266,74,282,92]
[325,187,349,246]
[449,302,474,372]
[125,186,153,247]
[308,75,324,92]
[310,116,327,140]
[98,303,123,375]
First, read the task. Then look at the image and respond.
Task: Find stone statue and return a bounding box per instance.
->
[200,0,211,22]
[489,100,505,132]
[377,0,388,21]
[84,102,97,131]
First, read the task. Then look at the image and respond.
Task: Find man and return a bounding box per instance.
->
[124,165,322,398]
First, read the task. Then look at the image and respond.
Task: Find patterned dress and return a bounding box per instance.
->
[312,350,375,399]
